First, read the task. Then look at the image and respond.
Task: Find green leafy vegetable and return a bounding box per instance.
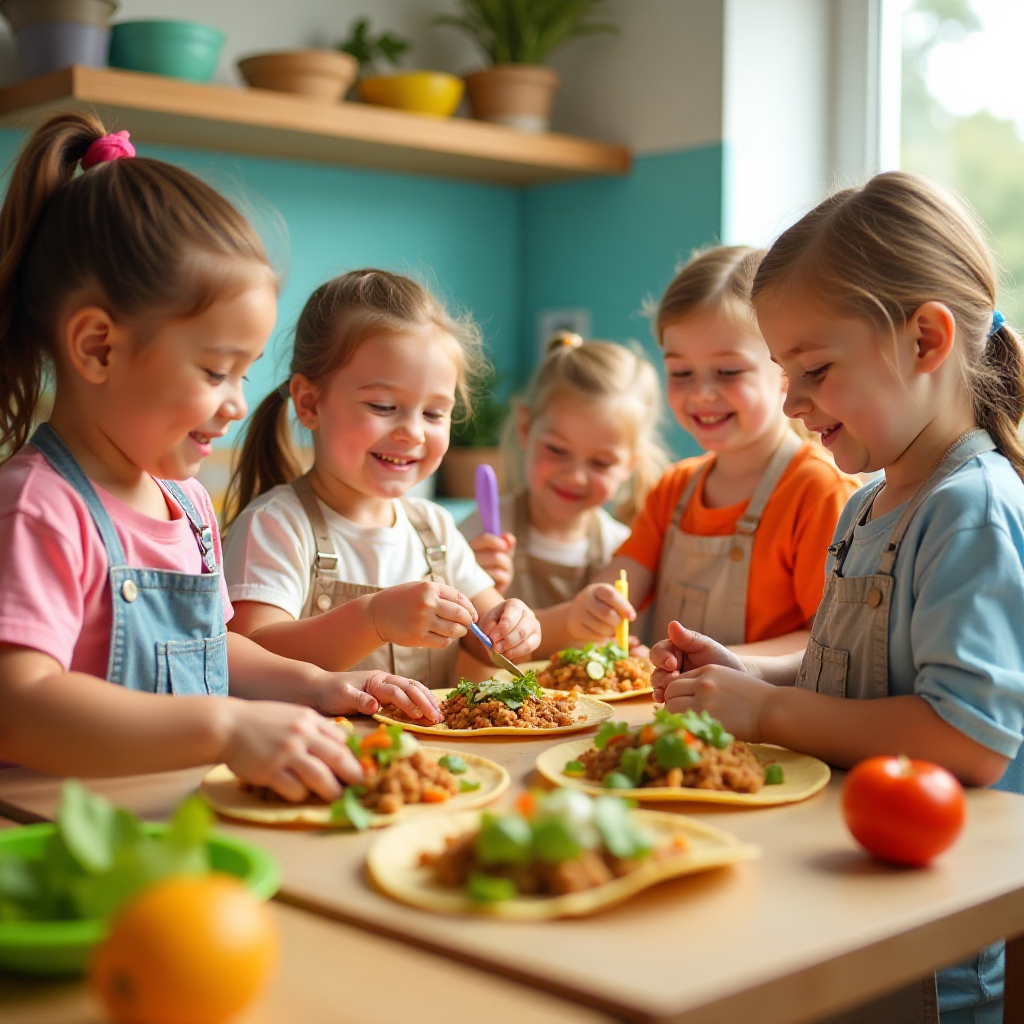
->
[330,787,372,831]
[764,764,785,785]
[651,708,733,750]
[618,744,652,786]
[531,819,582,864]
[466,871,517,903]
[439,754,468,775]
[373,724,408,767]
[458,779,482,793]
[594,796,654,861]
[594,721,630,750]
[449,673,543,711]
[563,759,586,777]
[602,772,634,790]
[557,642,627,669]
[653,732,702,771]
[475,813,533,866]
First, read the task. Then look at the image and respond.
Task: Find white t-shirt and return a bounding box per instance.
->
[459,494,631,568]
[224,484,494,620]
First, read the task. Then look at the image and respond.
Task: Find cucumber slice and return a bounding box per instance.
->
[585,660,607,680]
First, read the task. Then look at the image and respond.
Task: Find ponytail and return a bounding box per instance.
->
[0,111,104,456]
[223,386,302,527]
[972,323,1024,482]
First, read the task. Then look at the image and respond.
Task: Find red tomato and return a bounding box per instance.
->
[842,755,966,866]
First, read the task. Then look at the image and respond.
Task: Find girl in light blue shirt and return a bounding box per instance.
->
[649,171,1024,1024]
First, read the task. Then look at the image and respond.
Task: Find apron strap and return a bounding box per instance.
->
[401,499,449,585]
[829,480,884,577]
[291,475,339,578]
[876,429,995,575]
[29,423,129,566]
[670,456,715,532]
[161,480,218,574]
[735,430,803,536]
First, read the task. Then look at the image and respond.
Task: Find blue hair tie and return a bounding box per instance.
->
[989,310,1006,337]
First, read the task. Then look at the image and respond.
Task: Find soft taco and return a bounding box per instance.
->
[201,724,509,829]
[367,788,758,919]
[536,642,653,699]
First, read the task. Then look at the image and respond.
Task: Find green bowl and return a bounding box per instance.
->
[109,20,224,82]
[0,822,279,977]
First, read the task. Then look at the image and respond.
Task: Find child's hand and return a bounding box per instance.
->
[650,620,746,699]
[628,635,652,663]
[567,582,636,642]
[660,665,773,742]
[222,699,362,803]
[469,532,517,593]
[478,599,541,661]
[314,670,443,723]
[369,581,476,649]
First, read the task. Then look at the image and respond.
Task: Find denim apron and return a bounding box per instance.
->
[30,424,228,696]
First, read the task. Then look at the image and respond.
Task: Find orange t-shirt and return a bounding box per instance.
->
[617,441,861,643]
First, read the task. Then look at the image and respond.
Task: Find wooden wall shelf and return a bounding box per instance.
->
[0,66,632,185]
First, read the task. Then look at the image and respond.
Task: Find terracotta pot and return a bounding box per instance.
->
[464,63,560,133]
[439,447,502,499]
[237,50,358,103]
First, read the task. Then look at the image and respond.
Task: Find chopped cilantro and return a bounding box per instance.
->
[467,871,517,903]
[448,673,542,711]
[557,642,628,668]
[764,764,785,785]
[618,744,652,786]
[654,732,702,770]
[652,708,733,750]
[458,779,482,793]
[438,754,468,774]
[475,813,533,865]
[594,721,630,750]
[531,819,582,864]
[563,759,586,777]
[602,772,634,790]
[594,796,654,860]
[330,787,372,831]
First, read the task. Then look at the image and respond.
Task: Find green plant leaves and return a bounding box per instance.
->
[330,787,372,831]
[338,16,411,76]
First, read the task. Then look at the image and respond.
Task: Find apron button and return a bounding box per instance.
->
[120,580,138,603]
[866,587,882,608]
[316,594,332,611]
[730,546,744,562]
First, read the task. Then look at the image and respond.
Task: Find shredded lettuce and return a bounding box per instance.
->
[556,642,628,667]
[447,672,542,710]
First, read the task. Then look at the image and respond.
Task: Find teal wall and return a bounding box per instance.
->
[0,128,723,458]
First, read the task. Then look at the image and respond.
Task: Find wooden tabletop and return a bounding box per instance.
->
[4,702,1024,1024]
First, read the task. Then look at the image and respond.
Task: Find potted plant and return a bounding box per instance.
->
[340,17,464,118]
[0,0,118,80]
[435,0,616,133]
[439,379,507,498]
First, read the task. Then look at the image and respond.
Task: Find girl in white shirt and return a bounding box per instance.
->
[223,270,541,688]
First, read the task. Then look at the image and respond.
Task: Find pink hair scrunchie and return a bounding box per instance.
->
[81,130,136,170]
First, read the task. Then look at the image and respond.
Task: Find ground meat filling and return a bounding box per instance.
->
[579,732,765,793]
[538,654,652,695]
[420,831,656,896]
[241,751,459,813]
[384,691,578,730]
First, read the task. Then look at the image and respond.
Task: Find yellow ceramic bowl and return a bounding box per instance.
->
[357,71,464,117]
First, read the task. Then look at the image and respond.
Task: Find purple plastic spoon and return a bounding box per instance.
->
[475,463,501,537]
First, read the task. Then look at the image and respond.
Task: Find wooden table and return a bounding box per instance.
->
[4,703,1024,1024]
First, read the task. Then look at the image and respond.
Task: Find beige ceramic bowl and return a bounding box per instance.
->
[237,49,358,103]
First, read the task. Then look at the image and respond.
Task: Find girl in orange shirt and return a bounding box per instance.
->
[542,246,860,657]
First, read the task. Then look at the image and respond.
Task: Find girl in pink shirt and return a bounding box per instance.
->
[0,112,440,802]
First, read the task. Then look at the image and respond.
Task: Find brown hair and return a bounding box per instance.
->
[225,269,485,525]
[501,333,669,525]
[751,171,1024,481]
[651,245,764,346]
[0,110,271,460]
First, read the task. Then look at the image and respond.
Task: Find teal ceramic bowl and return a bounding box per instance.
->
[0,822,279,977]
[109,20,225,82]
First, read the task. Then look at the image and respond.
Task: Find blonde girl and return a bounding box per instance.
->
[0,113,438,803]
[460,333,667,615]
[651,173,1024,1023]
[544,246,859,656]
[223,271,541,683]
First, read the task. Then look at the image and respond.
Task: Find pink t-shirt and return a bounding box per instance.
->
[0,446,232,679]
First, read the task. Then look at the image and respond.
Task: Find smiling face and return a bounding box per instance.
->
[519,392,637,530]
[300,325,460,504]
[661,308,787,454]
[96,276,277,481]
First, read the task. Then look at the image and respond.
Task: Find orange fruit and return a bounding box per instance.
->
[90,874,279,1024]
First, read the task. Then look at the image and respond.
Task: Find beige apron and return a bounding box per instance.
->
[506,491,604,611]
[291,475,461,687]
[652,431,803,646]
[800,429,994,1024]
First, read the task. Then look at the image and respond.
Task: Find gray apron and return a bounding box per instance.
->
[653,431,803,645]
[291,475,460,687]
[506,491,604,611]
[800,429,995,1024]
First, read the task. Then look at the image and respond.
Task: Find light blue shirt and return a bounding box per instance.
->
[828,447,1024,1023]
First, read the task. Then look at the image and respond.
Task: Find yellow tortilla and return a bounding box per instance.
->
[536,738,831,807]
[367,808,759,919]
[200,748,510,829]
[372,688,615,737]
[512,660,654,703]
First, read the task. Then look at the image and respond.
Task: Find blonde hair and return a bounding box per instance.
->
[501,333,669,524]
[225,269,485,525]
[751,171,1024,481]
[653,244,810,440]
